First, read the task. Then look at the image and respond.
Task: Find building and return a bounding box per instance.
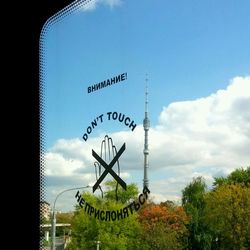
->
[40,201,51,221]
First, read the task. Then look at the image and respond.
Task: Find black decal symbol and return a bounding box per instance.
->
[92,135,126,200]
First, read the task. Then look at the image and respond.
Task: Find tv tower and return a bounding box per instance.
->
[143,76,150,189]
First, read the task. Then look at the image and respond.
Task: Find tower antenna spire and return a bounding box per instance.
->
[143,75,150,189]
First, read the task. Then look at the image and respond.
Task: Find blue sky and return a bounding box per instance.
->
[42,0,250,211]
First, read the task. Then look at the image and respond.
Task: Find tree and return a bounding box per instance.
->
[213,167,250,187]
[56,212,73,236]
[104,180,139,204]
[66,182,144,250]
[204,183,250,250]
[138,202,189,249]
[182,177,212,250]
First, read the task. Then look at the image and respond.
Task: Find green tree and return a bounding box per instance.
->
[66,181,144,250]
[213,167,250,187]
[182,177,212,250]
[204,183,250,250]
[56,212,73,236]
[104,180,139,203]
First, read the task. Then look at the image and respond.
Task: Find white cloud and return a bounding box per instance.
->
[80,0,122,12]
[44,76,250,211]
[104,0,123,9]
[156,76,250,169]
[80,0,98,11]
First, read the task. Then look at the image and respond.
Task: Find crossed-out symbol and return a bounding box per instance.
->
[92,143,127,193]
